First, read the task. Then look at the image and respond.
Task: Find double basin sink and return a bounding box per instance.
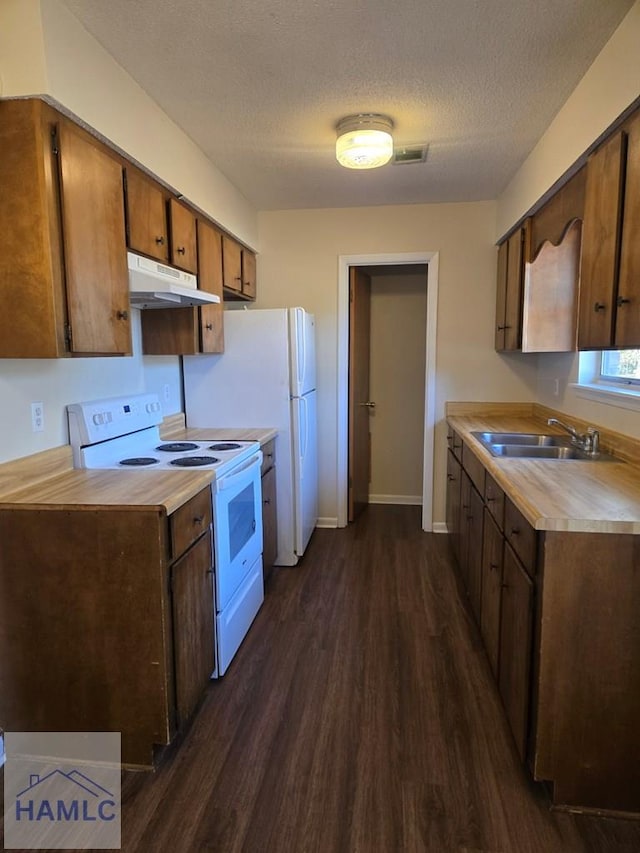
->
[472,431,618,462]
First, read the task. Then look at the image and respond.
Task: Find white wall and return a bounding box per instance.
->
[0,0,259,465]
[497,0,640,440]
[257,203,539,526]
[369,273,427,503]
[497,0,640,237]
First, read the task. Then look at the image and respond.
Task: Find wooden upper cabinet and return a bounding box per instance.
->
[222,234,257,300]
[0,98,131,358]
[578,131,626,350]
[57,121,131,355]
[495,220,530,351]
[140,218,224,355]
[616,111,640,348]
[168,199,197,274]
[222,234,243,294]
[242,250,257,299]
[198,219,224,353]
[125,168,170,263]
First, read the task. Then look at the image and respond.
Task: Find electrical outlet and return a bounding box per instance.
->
[31,401,44,432]
[163,384,171,403]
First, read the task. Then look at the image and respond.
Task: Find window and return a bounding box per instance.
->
[600,350,640,384]
[574,349,640,412]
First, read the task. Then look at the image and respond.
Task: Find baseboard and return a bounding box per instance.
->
[316,517,338,528]
[432,522,449,534]
[369,494,423,506]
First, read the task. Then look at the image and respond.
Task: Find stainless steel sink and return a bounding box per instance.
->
[471,431,618,461]
[473,431,572,447]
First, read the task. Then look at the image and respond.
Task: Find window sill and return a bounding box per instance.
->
[571,381,640,412]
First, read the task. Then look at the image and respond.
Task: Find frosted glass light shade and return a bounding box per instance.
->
[335,114,394,169]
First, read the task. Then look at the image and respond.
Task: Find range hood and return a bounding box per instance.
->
[127,252,220,309]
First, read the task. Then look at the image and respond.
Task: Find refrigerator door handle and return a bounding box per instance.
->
[300,394,309,462]
[295,308,306,391]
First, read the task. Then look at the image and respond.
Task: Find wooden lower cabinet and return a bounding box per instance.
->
[480,509,504,679]
[0,487,215,768]
[171,532,214,726]
[445,428,640,815]
[261,439,278,582]
[445,449,462,563]
[498,542,534,762]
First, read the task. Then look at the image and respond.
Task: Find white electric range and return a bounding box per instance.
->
[67,393,264,677]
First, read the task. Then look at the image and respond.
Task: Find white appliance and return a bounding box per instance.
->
[127,251,221,308]
[183,306,318,566]
[66,393,263,678]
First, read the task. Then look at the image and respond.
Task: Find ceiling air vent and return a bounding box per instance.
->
[392,145,428,165]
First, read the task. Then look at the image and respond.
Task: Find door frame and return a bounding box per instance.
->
[337,251,439,531]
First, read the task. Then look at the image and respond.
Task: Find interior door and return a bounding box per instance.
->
[348,268,372,521]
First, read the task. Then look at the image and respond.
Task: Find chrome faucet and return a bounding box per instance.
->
[547,417,600,455]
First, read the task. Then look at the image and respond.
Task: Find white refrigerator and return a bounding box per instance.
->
[183,307,318,566]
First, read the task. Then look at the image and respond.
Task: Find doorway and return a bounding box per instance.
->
[338,252,439,531]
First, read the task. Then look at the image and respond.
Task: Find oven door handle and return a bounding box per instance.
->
[216,453,263,491]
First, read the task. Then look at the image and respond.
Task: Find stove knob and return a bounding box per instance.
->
[92,413,104,425]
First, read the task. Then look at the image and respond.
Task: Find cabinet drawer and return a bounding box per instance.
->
[261,439,276,476]
[462,442,485,495]
[504,498,536,577]
[484,472,505,530]
[170,488,212,560]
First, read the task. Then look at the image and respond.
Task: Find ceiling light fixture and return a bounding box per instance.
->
[335,114,394,170]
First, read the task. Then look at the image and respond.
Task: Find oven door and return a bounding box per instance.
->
[212,451,263,612]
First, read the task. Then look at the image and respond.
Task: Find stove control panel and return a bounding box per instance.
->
[67,393,164,453]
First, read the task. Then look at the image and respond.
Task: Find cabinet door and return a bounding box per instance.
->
[222,235,243,294]
[57,120,131,355]
[168,199,197,273]
[481,509,503,678]
[495,222,530,352]
[503,224,528,351]
[499,543,534,761]
[495,240,508,350]
[197,220,225,353]
[616,112,640,347]
[125,168,169,263]
[261,465,278,581]
[458,471,473,591]
[445,449,462,562]
[171,533,214,726]
[241,249,257,299]
[578,131,626,350]
[467,485,484,622]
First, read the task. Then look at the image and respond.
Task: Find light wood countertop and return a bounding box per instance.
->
[0,417,277,513]
[447,404,640,534]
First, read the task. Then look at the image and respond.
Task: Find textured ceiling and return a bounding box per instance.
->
[60,0,635,211]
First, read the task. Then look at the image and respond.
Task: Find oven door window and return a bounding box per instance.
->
[213,457,263,612]
[229,483,257,562]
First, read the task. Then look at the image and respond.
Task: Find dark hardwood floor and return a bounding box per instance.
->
[4,505,640,851]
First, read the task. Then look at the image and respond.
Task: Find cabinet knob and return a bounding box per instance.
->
[486,496,495,503]
[264,497,271,505]
[594,302,606,312]
[194,514,205,525]
[116,310,129,321]
[155,236,165,245]
[205,323,213,331]
[497,324,511,331]
[511,527,520,536]
[490,563,499,571]
[177,246,186,255]
[617,296,631,307]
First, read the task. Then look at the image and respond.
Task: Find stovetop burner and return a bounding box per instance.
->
[156,442,199,452]
[119,457,160,467]
[208,442,242,451]
[169,455,220,467]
